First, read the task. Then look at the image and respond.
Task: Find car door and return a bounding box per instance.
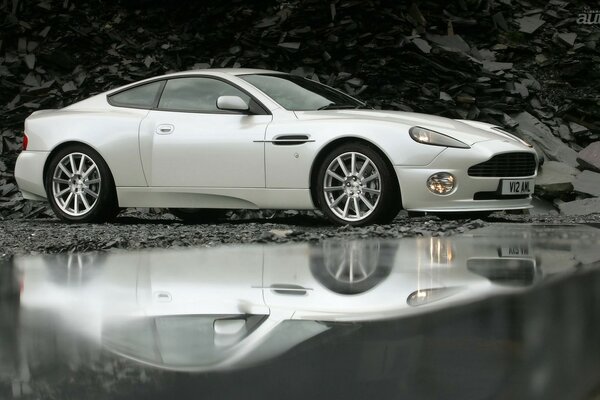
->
[139,76,272,188]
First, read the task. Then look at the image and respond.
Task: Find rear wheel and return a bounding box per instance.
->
[45,145,119,223]
[169,208,228,223]
[315,143,400,226]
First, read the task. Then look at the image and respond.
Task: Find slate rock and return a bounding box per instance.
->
[577,142,600,172]
[535,161,579,194]
[559,198,600,215]
[573,170,600,197]
[513,112,579,167]
[517,16,545,34]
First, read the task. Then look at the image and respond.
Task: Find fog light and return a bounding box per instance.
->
[427,172,455,195]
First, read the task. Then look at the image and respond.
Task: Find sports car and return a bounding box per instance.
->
[15,68,538,225]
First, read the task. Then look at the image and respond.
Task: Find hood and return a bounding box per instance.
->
[295,110,505,145]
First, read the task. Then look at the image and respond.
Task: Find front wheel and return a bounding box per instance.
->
[315,143,400,226]
[45,145,119,223]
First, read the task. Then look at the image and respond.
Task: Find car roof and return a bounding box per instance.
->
[157,68,282,78]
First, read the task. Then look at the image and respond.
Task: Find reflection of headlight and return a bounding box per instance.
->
[409,126,470,149]
[492,127,533,147]
[428,238,454,264]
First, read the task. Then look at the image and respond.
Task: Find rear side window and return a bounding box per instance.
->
[157,77,250,112]
[108,81,163,109]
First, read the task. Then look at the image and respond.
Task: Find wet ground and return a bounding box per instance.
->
[1,224,600,399]
[2,211,600,257]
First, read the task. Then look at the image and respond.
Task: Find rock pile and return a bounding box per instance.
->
[1,0,599,219]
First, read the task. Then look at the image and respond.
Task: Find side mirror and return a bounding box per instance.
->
[216,96,249,112]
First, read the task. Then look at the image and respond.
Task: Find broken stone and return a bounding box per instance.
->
[482,61,513,72]
[577,142,600,172]
[535,161,579,195]
[513,112,579,167]
[557,32,577,46]
[573,170,600,197]
[559,198,600,215]
[569,122,589,137]
[426,34,469,52]
[528,197,559,215]
[412,38,431,54]
[517,15,545,34]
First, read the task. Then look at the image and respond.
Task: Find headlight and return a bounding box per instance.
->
[409,126,470,149]
[492,127,533,147]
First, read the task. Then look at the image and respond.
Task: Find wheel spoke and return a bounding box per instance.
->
[63,192,73,208]
[326,169,345,182]
[74,193,79,214]
[58,163,72,177]
[82,164,97,179]
[336,156,349,176]
[69,154,77,174]
[330,193,347,207]
[85,178,100,185]
[78,154,86,174]
[358,159,370,177]
[55,187,70,197]
[353,197,361,218]
[362,187,380,194]
[83,187,99,199]
[324,186,344,192]
[350,153,356,174]
[342,197,351,217]
[359,194,374,210]
[53,178,70,185]
[362,173,380,184]
[79,193,91,210]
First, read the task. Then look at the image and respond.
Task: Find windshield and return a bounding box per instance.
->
[240,73,366,111]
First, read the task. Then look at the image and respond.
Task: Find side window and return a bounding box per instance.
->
[108,81,163,109]
[157,77,251,113]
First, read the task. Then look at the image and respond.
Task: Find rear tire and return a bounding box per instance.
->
[315,143,400,226]
[45,144,119,223]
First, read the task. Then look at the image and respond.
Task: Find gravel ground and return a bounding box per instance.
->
[2,211,600,258]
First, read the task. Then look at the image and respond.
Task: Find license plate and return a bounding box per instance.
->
[499,246,530,257]
[501,179,534,195]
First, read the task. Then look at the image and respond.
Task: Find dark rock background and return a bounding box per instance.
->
[1,0,600,219]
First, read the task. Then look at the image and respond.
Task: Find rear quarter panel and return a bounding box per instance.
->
[24,107,149,187]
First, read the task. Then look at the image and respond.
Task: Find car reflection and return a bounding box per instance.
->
[11,224,600,373]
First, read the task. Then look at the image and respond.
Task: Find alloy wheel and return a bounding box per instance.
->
[323,151,382,222]
[52,152,102,217]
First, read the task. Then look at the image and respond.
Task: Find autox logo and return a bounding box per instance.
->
[577,8,600,24]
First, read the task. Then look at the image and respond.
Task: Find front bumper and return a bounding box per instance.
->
[14,151,50,200]
[395,140,537,212]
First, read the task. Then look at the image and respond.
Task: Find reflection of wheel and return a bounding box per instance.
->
[45,145,119,222]
[310,240,397,294]
[169,208,228,223]
[315,143,400,226]
[46,252,105,286]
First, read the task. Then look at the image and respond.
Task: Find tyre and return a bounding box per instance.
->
[315,143,400,226]
[45,145,119,223]
[169,208,228,223]
[309,241,397,294]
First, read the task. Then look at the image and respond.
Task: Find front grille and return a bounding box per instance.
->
[468,153,536,177]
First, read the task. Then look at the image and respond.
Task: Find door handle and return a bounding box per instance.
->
[156,124,174,135]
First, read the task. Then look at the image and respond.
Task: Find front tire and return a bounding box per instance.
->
[315,143,400,226]
[45,145,119,223]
